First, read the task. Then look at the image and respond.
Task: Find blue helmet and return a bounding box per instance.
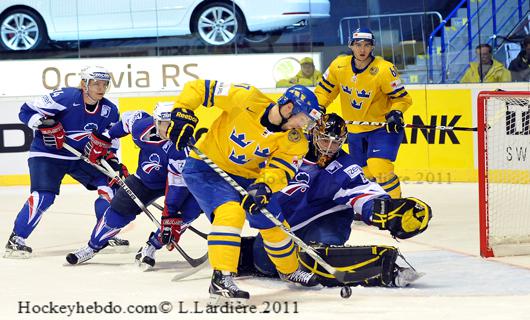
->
[277,85,321,122]
[350,27,375,45]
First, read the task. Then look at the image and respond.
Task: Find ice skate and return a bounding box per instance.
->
[279,267,320,287]
[107,236,129,253]
[66,246,97,265]
[208,270,250,305]
[392,266,425,287]
[135,242,157,270]
[4,232,32,259]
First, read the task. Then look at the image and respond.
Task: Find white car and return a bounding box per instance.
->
[0,0,329,51]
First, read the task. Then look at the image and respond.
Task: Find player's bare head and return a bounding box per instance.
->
[80,66,111,103]
[349,28,375,61]
[153,101,174,140]
[312,113,347,167]
[277,85,322,130]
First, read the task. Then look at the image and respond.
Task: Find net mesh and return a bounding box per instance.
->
[484,94,530,252]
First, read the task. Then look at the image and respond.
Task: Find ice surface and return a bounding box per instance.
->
[1,183,529,320]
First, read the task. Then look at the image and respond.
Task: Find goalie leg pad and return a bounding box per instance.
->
[371,197,432,239]
[298,244,399,287]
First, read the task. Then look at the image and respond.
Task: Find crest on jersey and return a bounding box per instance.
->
[288,129,301,142]
[101,104,111,118]
[341,85,352,94]
[369,66,379,75]
[141,153,162,173]
[282,172,310,195]
[350,99,363,109]
[230,128,253,148]
[356,89,371,98]
[84,123,98,131]
[326,160,343,174]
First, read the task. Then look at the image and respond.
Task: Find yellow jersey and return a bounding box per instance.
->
[315,55,412,133]
[176,79,308,192]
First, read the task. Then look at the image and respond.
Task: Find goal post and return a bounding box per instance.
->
[477,90,530,258]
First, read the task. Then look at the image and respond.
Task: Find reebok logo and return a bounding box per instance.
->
[175,111,198,123]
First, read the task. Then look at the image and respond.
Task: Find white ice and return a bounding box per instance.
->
[1,182,530,320]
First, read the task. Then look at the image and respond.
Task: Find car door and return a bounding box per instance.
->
[73,0,132,40]
[130,0,193,37]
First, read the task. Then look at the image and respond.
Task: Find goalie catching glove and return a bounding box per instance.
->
[371,197,432,239]
[169,107,198,151]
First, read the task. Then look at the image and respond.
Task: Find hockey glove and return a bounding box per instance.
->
[159,216,183,250]
[38,118,65,149]
[105,152,129,186]
[84,131,113,163]
[169,108,199,151]
[385,110,404,133]
[371,197,432,239]
[241,183,272,215]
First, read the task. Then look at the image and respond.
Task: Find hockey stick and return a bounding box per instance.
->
[188,144,354,284]
[150,202,208,240]
[345,120,478,132]
[62,142,208,268]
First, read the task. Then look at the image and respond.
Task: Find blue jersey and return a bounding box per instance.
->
[109,111,191,213]
[273,149,388,231]
[19,87,119,160]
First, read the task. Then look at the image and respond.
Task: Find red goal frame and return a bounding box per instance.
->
[477,90,530,258]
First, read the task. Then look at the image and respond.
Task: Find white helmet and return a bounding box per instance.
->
[153,102,174,140]
[153,102,174,121]
[80,66,111,83]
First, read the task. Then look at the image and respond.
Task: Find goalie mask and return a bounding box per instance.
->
[153,102,174,140]
[312,113,347,167]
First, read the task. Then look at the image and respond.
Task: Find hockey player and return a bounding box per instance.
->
[315,28,413,198]
[168,80,322,304]
[4,66,129,258]
[239,113,431,287]
[65,102,202,266]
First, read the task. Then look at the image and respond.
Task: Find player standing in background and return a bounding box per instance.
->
[238,113,430,287]
[315,28,412,198]
[65,102,202,266]
[168,80,322,304]
[4,66,129,258]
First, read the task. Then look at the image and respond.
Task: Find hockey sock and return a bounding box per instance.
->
[367,158,401,198]
[147,230,164,250]
[94,186,114,220]
[13,191,56,239]
[89,208,134,250]
[260,221,298,275]
[207,201,245,273]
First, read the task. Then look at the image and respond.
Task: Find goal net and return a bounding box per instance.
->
[478,91,530,257]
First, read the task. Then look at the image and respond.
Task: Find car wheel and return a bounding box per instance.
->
[192,2,245,46]
[244,31,282,46]
[0,9,48,51]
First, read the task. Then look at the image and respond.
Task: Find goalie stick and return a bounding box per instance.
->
[188,143,359,284]
[62,142,208,269]
[345,120,478,132]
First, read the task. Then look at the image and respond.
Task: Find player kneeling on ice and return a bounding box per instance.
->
[4,66,129,259]
[168,80,322,304]
[237,113,432,288]
[66,102,202,265]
